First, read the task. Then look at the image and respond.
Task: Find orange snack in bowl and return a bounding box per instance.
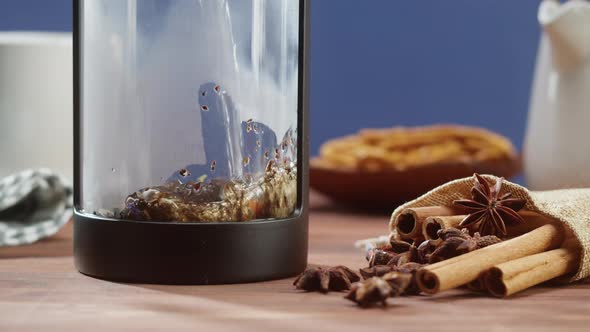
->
[310,125,520,209]
[315,125,517,172]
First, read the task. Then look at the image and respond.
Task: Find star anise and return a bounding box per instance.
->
[438,227,471,241]
[453,173,526,236]
[385,249,416,266]
[456,232,503,252]
[429,236,466,263]
[390,239,412,253]
[359,265,396,279]
[382,271,412,297]
[293,265,360,293]
[429,227,502,263]
[365,239,423,267]
[359,262,423,295]
[395,262,424,295]
[366,247,397,267]
[345,272,411,307]
[374,239,433,266]
[416,240,437,263]
[402,244,422,264]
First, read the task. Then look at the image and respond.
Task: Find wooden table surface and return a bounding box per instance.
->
[1,192,590,332]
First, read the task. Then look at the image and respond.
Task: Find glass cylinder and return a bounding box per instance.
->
[79,0,300,222]
[74,0,308,284]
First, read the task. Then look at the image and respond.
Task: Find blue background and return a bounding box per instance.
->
[0,0,541,155]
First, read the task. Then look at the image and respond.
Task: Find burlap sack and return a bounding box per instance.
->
[388,175,590,282]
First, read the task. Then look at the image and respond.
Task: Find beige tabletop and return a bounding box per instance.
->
[1,192,589,332]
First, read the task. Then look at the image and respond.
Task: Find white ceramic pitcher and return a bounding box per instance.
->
[524,0,590,190]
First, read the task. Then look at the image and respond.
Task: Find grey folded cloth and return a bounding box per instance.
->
[0,169,73,246]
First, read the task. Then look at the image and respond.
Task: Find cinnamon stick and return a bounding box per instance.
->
[466,278,486,292]
[394,206,460,240]
[504,210,559,237]
[482,246,579,297]
[416,223,564,294]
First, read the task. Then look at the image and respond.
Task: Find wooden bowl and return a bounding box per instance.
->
[310,156,521,211]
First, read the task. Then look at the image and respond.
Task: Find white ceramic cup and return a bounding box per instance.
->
[0,32,73,181]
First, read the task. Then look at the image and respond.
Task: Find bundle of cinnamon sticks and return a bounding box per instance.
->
[392,206,580,297]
